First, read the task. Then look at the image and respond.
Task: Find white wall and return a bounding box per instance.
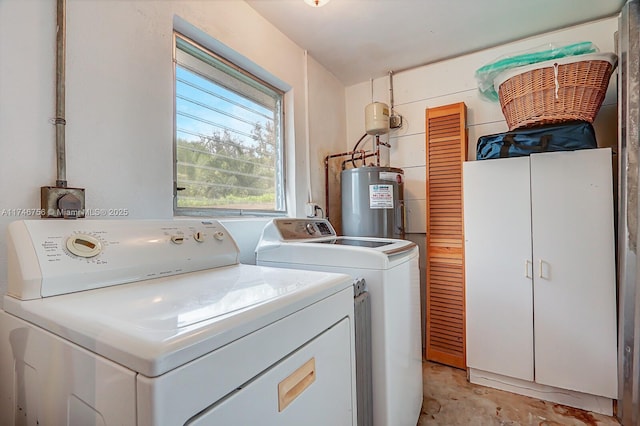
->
[0,0,346,297]
[346,17,619,235]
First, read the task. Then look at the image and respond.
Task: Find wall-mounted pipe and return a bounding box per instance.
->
[389,71,395,114]
[387,70,403,129]
[350,133,369,168]
[341,152,376,170]
[374,135,391,166]
[40,0,86,219]
[55,0,67,187]
[323,127,394,222]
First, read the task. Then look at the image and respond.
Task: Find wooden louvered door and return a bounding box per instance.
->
[424,102,467,369]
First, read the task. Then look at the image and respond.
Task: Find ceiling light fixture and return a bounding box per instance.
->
[304,0,330,7]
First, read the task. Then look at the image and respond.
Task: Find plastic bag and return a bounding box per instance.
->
[475,41,599,102]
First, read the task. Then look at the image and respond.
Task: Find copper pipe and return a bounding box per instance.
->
[350,133,369,168]
[341,152,376,170]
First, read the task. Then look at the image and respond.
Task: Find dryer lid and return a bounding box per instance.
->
[3,264,352,377]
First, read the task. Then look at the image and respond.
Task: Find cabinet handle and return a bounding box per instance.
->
[538,259,542,278]
[538,259,549,280]
[525,260,532,278]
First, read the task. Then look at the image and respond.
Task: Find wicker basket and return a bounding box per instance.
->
[495,53,617,131]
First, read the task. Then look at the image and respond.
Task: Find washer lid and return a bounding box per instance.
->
[256,236,417,270]
[3,264,352,377]
[256,218,417,269]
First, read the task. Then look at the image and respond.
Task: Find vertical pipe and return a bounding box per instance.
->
[618,1,640,424]
[55,0,67,187]
[370,78,373,103]
[324,156,331,220]
[389,71,395,113]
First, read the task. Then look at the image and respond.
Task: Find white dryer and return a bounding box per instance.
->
[0,219,357,426]
[255,218,423,426]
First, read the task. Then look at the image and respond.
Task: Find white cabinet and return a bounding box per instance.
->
[463,148,617,408]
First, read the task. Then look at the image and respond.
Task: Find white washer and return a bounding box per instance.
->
[0,219,357,426]
[256,218,423,426]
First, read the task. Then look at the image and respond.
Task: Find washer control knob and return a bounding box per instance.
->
[213,231,225,241]
[193,231,205,242]
[66,234,102,258]
[171,235,185,244]
[305,222,316,236]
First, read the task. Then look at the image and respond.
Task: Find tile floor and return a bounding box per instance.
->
[418,361,621,426]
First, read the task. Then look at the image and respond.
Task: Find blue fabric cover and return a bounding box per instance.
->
[477,121,597,160]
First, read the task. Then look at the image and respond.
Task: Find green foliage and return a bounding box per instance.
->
[178,193,275,209]
[176,122,278,210]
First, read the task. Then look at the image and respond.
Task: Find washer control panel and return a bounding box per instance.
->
[271,218,336,240]
[7,219,239,300]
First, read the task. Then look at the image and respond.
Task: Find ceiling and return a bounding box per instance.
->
[246,0,625,86]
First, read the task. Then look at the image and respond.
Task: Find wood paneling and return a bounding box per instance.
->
[425,102,467,369]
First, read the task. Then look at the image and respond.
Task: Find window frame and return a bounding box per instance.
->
[172,32,286,217]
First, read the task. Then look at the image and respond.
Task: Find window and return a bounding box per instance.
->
[173,34,285,215]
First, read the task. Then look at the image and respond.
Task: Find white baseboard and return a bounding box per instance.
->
[468,368,614,416]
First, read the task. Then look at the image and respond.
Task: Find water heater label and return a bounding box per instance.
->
[369,184,394,209]
[379,172,401,183]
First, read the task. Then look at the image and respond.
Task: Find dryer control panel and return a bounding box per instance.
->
[269,219,336,240]
[7,219,239,300]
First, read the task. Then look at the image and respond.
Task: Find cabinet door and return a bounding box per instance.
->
[425,102,468,369]
[530,148,617,398]
[463,156,534,381]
